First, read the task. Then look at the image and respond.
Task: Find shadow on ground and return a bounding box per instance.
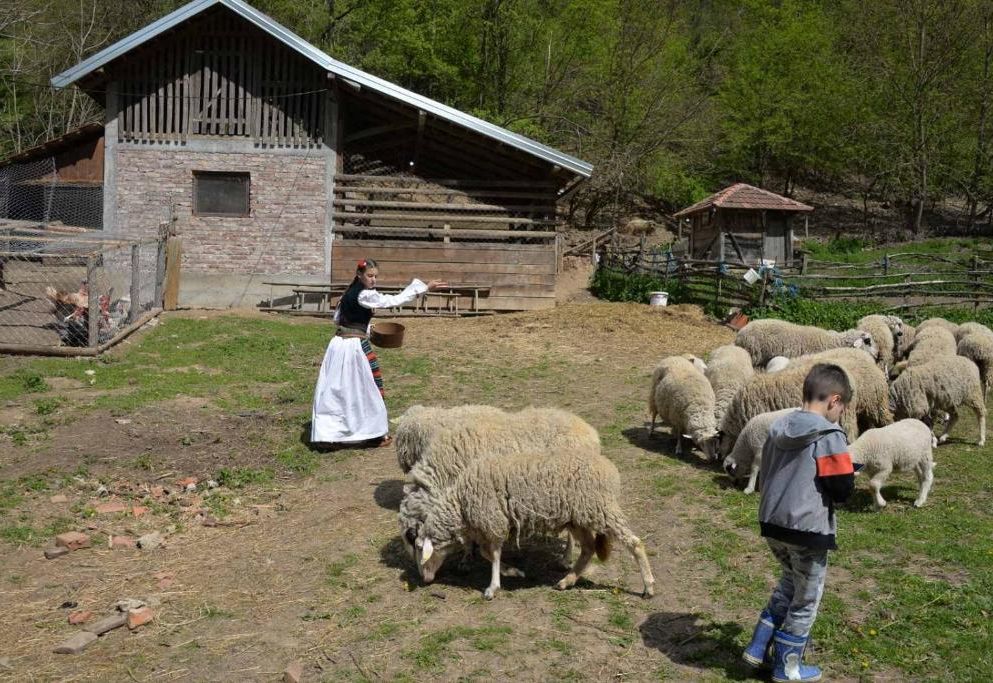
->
[373,478,405,511]
[623,426,721,473]
[640,611,753,681]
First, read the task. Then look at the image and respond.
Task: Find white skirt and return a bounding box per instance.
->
[310,336,388,444]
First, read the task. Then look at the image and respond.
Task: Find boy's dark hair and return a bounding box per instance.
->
[802,363,853,404]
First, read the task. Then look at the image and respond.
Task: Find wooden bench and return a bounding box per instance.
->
[263,281,491,315]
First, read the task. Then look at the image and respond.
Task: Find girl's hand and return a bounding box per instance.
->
[427,280,449,292]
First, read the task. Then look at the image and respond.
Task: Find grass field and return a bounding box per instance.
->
[0,303,990,681]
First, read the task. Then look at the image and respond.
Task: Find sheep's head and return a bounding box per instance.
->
[698,434,719,461]
[722,453,741,479]
[415,533,457,583]
[850,331,879,360]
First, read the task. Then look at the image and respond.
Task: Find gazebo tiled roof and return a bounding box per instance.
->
[674,183,814,218]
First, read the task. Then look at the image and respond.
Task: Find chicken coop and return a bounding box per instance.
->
[0,226,165,354]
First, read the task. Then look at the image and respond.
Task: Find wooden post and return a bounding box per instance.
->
[883,254,889,276]
[718,232,726,262]
[163,237,182,311]
[87,254,99,349]
[904,273,911,308]
[804,215,809,239]
[154,233,167,308]
[757,268,770,307]
[800,252,809,275]
[129,243,140,324]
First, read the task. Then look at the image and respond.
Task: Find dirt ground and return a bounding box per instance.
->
[0,294,879,682]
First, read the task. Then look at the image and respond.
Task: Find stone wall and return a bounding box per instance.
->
[112,145,327,276]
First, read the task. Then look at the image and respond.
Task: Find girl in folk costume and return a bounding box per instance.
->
[311,258,446,447]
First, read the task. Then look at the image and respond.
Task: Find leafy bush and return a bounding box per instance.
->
[590,268,664,303]
[746,295,884,330]
[802,236,869,258]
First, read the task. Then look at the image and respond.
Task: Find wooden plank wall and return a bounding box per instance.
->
[331,240,557,311]
[115,8,326,147]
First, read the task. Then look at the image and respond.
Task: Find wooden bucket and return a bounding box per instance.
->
[370,322,405,348]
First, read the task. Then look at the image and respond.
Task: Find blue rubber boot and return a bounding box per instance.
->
[741,609,779,668]
[771,630,822,682]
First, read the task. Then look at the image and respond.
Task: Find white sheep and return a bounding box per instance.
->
[722,407,798,494]
[916,317,960,338]
[649,355,718,458]
[958,332,993,399]
[705,345,755,426]
[956,321,993,342]
[765,356,791,373]
[905,326,958,366]
[718,348,892,456]
[850,419,936,509]
[396,405,599,564]
[857,314,901,374]
[681,353,708,374]
[735,318,878,367]
[890,355,986,446]
[414,448,655,600]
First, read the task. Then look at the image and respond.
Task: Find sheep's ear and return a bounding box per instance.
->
[421,538,434,562]
[853,337,865,349]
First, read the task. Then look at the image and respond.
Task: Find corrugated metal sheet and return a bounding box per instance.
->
[51,0,592,179]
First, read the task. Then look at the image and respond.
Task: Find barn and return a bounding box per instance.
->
[674,183,812,267]
[48,0,592,311]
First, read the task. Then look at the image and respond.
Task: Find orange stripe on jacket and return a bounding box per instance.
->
[816,452,854,477]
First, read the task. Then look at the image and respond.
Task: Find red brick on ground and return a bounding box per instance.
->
[127,607,154,630]
[54,532,90,551]
[68,611,93,625]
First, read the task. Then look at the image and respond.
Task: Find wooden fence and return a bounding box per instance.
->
[603,246,993,313]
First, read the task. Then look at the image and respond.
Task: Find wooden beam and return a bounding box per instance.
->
[344,121,416,145]
[334,186,556,200]
[333,199,556,213]
[334,225,557,240]
[335,174,558,189]
[332,211,556,225]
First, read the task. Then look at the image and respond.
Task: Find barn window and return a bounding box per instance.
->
[193,171,250,217]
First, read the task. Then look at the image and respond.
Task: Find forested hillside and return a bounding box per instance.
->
[2,0,991,235]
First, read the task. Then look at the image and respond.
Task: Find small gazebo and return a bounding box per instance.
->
[674,183,813,266]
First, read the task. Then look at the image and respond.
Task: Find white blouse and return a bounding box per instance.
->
[333,279,428,325]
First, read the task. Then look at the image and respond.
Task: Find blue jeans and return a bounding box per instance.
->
[765,538,829,638]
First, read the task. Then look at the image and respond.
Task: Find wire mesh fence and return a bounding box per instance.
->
[0,156,102,229]
[0,228,164,354]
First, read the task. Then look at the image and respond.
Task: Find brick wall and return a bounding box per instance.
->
[113,146,327,275]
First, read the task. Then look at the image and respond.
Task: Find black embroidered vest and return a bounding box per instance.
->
[337,280,373,331]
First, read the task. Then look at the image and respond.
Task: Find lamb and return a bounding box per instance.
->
[649,355,718,458]
[734,318,878,367]
[858,314,903,374]
[889,355,986,446]
[704,345,755,426]
[765,356,791,373]
[850,419,936,509]
[958,332,993,399]
[414,448,655,600]
[396,405,600,563]
[722,408,799,494]
[718,348,892,456]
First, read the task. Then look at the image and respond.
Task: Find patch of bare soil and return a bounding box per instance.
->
[0,302,755,682]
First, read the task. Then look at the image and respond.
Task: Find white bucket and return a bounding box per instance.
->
[649,291,669,307]
[761,259,776,268]
[743,268,760,285]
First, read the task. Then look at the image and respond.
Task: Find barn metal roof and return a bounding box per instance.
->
[51,0,592,179]
[674,183,813,217]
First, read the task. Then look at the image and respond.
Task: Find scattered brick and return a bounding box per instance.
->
[94,501,128,515]
[55,532,90,551]
[131,506,149,517]
[49,494,68,504]
[53,631,98,655]
[83,612,127,635]
[127,607,154,630]
[44,546,70,560]
[176,477,198,489]
[68,610,93,625]
[283,661,303,683]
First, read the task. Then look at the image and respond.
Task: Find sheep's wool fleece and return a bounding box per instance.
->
[426,451,625,548]
[850,419,934,473]
[653,358,717,439]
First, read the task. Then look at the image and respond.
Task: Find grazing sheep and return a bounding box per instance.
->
[917,317,960,337]
[889,355,986,446]
[905,326,958,365]
[956,321,993,342]
[850,419,936,509]
[705,345,755,426]
[765,356,791,373]
[718,348,891,456]
[396,405,599,564]
[681,353,708,374]
[898,322,917,360]
[414,449,655,600]
[734,318,878,367]
[722,408,799,494]
[958,333,993,399]
[858,314,902,374]
[650,355,718,458]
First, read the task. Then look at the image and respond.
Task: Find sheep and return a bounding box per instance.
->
[722,408,799,494]
[681,353,708,374]
[734,318,878,367]
[649,355,718,458]
[889,355,986,446]
[958,332,993,399]
[956,321,993,342]
[858,314,902,374]
[765,356,791,373]
[718,348,892,456]
[396,405,600,564]
[850,419,936,509]
[916,317,960,338]
[704,345,755,426]
[898,322,917,360]
[414,448,655,600]
[906,326,958,365]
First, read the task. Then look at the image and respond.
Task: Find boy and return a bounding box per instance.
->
[742,363,856,682]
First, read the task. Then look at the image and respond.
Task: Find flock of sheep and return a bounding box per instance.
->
[385,313,991,600]
[654,315,991,510]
